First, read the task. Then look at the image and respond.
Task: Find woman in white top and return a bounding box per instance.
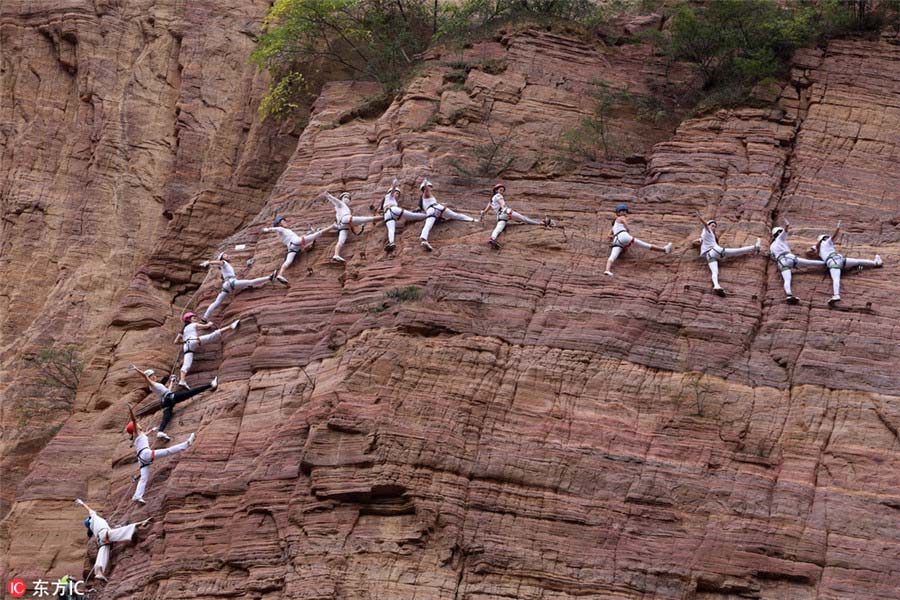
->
[325,191,379,262]
[201,253,276,320]
[417,179,476,251]
[480,183,552,249]
[696,214,761,295]
[175,312,240,388]
[810,222,883,304]
[263,217,334,283]
[125,404,195,505]
[769,224,824,304]
[380,178,427,251]
[75,499,150,581]
[603,204,672,276]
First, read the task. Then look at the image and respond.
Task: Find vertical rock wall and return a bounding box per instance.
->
[2,18,899,600]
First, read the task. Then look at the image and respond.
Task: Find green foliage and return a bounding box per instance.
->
[24,347,83,401]
[252,0,435,117]
[562,81,630,161]
[655,0,900,111]
[438,0,603,43]
[449,126,518,178]
[384,285,423,302]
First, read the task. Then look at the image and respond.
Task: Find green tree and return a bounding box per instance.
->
[252,0,434,117]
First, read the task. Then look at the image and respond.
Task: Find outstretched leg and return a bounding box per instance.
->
[230,276,271,292]
[386,219,396,244]
[707,260,722,291]
[420,216,437,241]
[179,350,195,385]
[334,229,349,260]
[441,208,475,222]
[509,211,542,225]
[203,291,229,321]
[491,219,507,241]
[158,383,214,432]
[844,257,881,270]
[280,251,298,275]
[133,465,150,501]
[722,243,758,258]
[350,216,378,226]
[605,246,624,275]
[780,269,793,297]
[153,436,192,458]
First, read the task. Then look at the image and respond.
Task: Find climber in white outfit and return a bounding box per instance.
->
[417,178,476,251]
[809,222,883,304]
[696,214,761,295]
[380,178,427,251]
[325,191,379,262]
[125,404,195,505]
[603,203,672,276]
[175,312,240,388]
[769,223,824,304]
[480,183,552,249]
[131,365,217,441]
[201,253,276,320]
[75,499,151,581]
[263,216,334,284]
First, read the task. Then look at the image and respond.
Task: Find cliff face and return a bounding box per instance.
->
[2,10,900,600]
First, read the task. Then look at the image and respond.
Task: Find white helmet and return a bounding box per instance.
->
[339,192,351,202]
[706,219,717,226]
[771,226,784,238]
[817,234,829,242]
[419,178,433,191]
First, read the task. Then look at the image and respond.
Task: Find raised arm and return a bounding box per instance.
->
[324,192,343,210]
[695,212,709,231]
[831,221,841,241]
[74,498,94,514]
[127,404,141,436]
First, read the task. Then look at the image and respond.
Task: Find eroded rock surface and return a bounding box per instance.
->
[2,21,900,600]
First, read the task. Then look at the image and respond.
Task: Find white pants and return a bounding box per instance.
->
[133,440,191,500]
[93,522,140,576]
[774,253,823,295]
[826,254,879,296]
[281,228,330,271]
[490,209,541,240]
[420,204,475,241]
[384,207,427,243]
[608,233,653,263]
[181,330,222,374]
[703,244,755,287]
[334,216,378,257]
[202,276,270,320]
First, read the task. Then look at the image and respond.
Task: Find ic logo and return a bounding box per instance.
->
[7,578,26,597]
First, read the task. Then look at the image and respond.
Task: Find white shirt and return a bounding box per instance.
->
[770,231,791,257]
[183,323,199,342]
[270,226,301,246]
[490,193,505,212]
[382,193,398,210]
[700,226,718,254]
[612,218,627,235]
[818,236,837,260]
[89,510,110,540]
[421,194,438,210]
[219,260,236,280]
[134,432,150,456]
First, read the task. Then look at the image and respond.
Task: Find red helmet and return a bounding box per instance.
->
[182,312,196,323]
[126,421,135,434]
[492,183,506,193]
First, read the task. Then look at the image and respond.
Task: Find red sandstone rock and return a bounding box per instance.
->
[2,20,900,600]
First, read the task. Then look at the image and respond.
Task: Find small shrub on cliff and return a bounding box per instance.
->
[24,347,83,402]
[385,286,423,302]
[438,0,603,43]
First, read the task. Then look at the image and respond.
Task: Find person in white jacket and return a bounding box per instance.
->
[200,253,276,320]
[325,191,379,262]
[769,223,824,304]
[810,222,883,304]
[263,216,334,283]
[480,183,552,249]
[696,214,761,295]
[75,499,151,582]
[125,404,195,505]
[175,312,239,388]
[416,179,477,251]
[380,179,427,251]
[603,203,672,276]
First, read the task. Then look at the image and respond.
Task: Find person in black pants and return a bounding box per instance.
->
[130,365,217,441]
